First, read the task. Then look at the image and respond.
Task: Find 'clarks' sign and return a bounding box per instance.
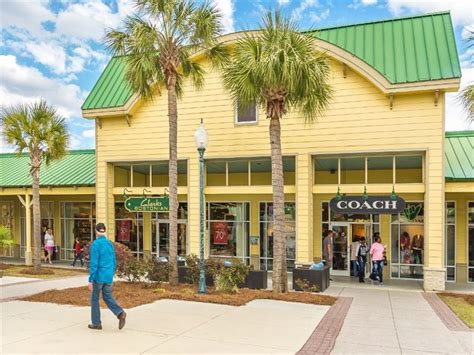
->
[124,196,169,212]
[329,196,405,214]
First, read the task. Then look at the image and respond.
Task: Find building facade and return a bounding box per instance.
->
[1,12,473,290]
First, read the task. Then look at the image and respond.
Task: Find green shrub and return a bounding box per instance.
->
[148,259,172,283]
[215,259,250,293]
[295,278,319,293]
[184,254,223,285]
[0,226,13,247]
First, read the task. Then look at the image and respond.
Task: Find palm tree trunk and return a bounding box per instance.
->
[31,154,42,272]
[167,74,179,286]
[270,117,287,293]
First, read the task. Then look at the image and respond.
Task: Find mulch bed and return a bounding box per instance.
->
[21,281,337,309]
[440,292,474,306]
[20,268,55,275]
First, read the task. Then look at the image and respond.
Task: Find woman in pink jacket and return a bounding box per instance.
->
[369,236,385,286]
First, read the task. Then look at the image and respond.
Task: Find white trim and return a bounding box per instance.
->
[445,200,456,282]
[467,201,474,283]
[234,100,258,125]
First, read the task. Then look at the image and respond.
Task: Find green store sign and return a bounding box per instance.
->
[124,196,169,212]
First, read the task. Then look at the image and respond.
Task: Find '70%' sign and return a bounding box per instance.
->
[124,196,169,212]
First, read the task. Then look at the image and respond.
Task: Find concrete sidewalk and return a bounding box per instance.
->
[324,285,473,354]
[1,275,89,300]
[1,299,330,354]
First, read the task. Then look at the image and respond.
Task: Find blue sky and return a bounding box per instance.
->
[1,0,472,152]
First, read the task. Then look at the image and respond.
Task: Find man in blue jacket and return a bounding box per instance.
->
[88,223,126,330]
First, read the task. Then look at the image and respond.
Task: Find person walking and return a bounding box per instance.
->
[88,223,126,330]
[357,237,368,283]
[369,235,385,286]
[71,237,84,267]
[322,230,334,268]
[44,228,55,264]
[350,236,360,277]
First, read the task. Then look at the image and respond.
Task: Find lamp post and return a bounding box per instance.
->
[194,119,208,294]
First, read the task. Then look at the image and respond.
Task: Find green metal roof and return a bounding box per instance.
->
[0,150,96,187]
[445,131,474,181]
[82,12,461,111]
[81,56,133,111]
[315,11,461,84]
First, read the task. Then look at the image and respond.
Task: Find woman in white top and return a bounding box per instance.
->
[44,228,55,264]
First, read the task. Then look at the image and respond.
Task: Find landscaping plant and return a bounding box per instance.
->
[1,100,69,271]
[221,11,332,292]
[215,259,251,293]
[0,225,14,256]
[104,0,227,285]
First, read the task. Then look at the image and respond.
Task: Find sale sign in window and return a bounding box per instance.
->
[117,220,131,242]
[212,222,228,245]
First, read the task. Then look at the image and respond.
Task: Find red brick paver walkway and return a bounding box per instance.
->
[297,296,352,355]
[423,292,470,331]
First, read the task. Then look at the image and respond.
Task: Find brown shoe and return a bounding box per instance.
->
[88,324,102,330]
[118,311,126,330]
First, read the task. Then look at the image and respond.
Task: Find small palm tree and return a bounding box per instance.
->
[104,0,226,285]
[221,11,332,292]
[1,100,69,271]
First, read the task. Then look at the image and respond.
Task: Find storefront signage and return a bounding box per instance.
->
[124,196,169,212]
[404,204,422,221]
[329,196,405,214]
[212,222,229,245]
[117,220,131,241]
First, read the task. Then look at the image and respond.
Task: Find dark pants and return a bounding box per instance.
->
[358,257,366,281]
[72,252,84,267]
[91,282,124,326]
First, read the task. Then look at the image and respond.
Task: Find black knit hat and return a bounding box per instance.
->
[95,223,106,233]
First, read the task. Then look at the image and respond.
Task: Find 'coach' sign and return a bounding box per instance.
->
[329,196,406,214]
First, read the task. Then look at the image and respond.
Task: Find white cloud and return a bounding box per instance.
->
[213,0,235,33]
[445,67,474,131]
[0,0,54,36]
[0,55,85,119]
[386,0,473,27]
[361,0,377,5]
[278,0,291,6]
[24,41,68,74]
[292,0,320,21]
[309,9,330,23]
[82,129,96,138]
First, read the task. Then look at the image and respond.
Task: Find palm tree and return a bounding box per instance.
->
[1,100,69,271]
[104,0,226,285]
[459,30,473,123]
[221,11,332,292]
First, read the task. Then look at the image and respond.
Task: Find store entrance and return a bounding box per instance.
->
[330,222,371,277]
[153,220,187,260]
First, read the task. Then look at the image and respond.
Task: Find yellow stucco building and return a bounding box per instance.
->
[1,12,473,291]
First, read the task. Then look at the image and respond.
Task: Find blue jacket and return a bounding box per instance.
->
[88,236,116,283]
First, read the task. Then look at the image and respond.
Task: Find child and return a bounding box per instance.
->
[71,237,84,267]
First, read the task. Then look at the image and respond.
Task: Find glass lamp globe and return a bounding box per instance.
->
[194,119,208,150]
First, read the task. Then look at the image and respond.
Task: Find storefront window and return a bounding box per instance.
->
[61,202,95,260]
[395,155,422,183]
[115,203,143,257]
[446,202,456,281]
[208,202,249,261]
[114,164,131,187]
[367,156,393,184]
[1,202,14,257]
[259,202,296,270]
[314,158,338,184]
[468,202,474,282]
[391,202,424,279]
[151,203,187,258]
[228,160,248,186]
[20,202,53,257]
[340,157,365,184]
[133,164,150,187]
[251,159,271,185]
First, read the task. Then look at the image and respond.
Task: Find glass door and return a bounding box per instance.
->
[157,222,169,259]
[350,223,371,277]
[330,223,349,276]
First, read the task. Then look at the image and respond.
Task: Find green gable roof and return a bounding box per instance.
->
[315,11,461,85]
[82,12,461,111]
[0,150,96,187]
[445,131,474,181]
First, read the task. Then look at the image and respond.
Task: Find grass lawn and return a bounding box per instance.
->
[438,292,474,328]
[0,263,87,279]
[22,281,337,308]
